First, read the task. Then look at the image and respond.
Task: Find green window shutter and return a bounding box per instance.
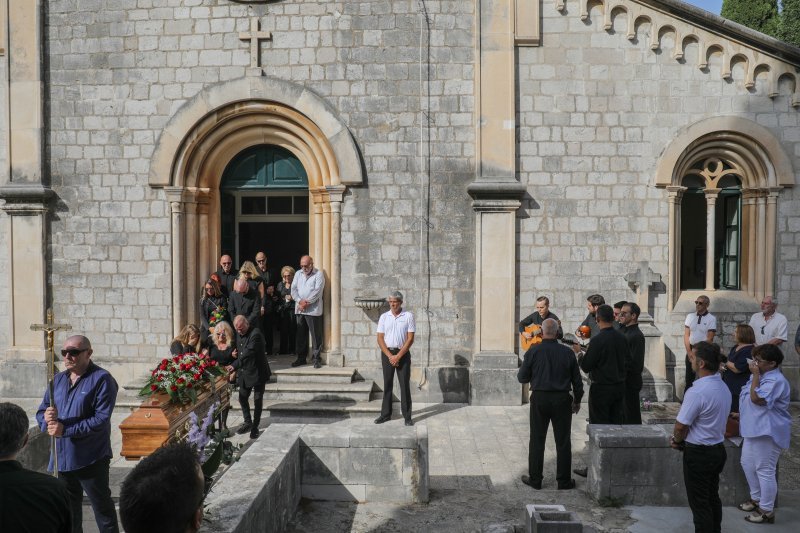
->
[221,145,308,190]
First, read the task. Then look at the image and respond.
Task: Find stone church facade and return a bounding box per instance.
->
[1,0,799,402]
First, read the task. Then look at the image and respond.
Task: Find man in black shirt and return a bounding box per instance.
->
[613,300,626,330]
[518,296,563,340]
[0,402,72,533]
[517,319,583,490]
[619,302,646,424]
[575,304,627,424]
[578,294,605,340]
[228,278,261,333]
[215,254,238,298]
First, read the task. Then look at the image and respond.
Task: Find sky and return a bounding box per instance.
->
[685,0,722,15]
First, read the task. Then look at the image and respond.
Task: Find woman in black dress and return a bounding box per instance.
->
[277,266,296,355]
[205,320,237,429]
[722,323,755,413]
[199,278,227,343]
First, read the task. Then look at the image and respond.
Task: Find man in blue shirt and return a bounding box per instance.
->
[36,335,119,533]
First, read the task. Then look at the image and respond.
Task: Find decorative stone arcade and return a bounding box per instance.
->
[149,77,363,366]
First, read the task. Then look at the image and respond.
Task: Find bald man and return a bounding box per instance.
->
[215,254,238,298]
[36,335,119,532]
[290,255,325,368]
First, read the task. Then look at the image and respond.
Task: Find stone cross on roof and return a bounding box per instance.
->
[239,17,272,69]
[624,261,661,319]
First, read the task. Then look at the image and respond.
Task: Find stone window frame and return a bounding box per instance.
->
[655,117,794,311]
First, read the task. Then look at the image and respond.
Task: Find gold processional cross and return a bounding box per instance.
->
[239,17,272,69]
[30,308,72,477]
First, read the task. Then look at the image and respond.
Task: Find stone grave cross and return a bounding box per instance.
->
[30,308,72,477]
[239,17,272,69]
[624,261,661,321]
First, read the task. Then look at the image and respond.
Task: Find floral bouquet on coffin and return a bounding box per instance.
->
[139,352,227,404]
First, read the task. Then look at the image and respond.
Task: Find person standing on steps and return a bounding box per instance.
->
[374,291,416,427]
[290,255,325,368]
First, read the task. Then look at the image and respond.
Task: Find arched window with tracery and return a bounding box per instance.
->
[656,118,794,309]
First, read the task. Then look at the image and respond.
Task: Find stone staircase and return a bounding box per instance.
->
[264,365,386,421]
[117,355,394,422]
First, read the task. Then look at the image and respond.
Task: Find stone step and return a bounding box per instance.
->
[264,381,374,402]
[266,400,402,422]
[272,366,358,384]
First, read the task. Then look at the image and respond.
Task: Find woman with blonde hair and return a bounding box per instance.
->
[206,320,237,429]
[170,324,202,355]
[199,278,227,342]
[277,266,297,354]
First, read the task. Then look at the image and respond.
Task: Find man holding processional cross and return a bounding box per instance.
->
[35,330,119,533]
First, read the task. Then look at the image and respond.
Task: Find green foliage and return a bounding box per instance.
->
[779,0,800,47]
[721,0,781,37]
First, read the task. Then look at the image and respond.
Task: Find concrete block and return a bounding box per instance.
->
[299,424,351,448]
[364,484,414,502]
[349,424,417,448]
[300,445,340,485]
[524,505,567,533]
[530,510,582,532]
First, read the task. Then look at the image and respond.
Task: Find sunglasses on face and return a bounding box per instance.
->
[61,348,85,358]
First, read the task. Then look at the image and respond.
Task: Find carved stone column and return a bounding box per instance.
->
[765,187,780,297]
[467,184,524,405]
[165,187,186,336]
[666,186,685,309]
[327,186,345,366]
[755,192,767,301]
[703,188,720,291]
[0,1,49,396]
[741,188,758,296]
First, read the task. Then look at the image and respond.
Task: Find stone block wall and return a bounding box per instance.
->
[25,0,478,388]
[586,424,749,505]
[517,3,800,398]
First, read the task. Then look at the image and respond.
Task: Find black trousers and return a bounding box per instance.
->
[683,443,726,533]
[261,312,274,355]
[380,349,412,420]
[588,382,625,424]
[623,376,643,425]
[279,309,296,354]
[295,314,323,363]
[528,391,573,486]
[239,381,266,426]
[62,458,119,533]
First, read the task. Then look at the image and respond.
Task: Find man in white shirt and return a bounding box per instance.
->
[749,296,788,347]
[290,255,325,368]
[374,291,416,426]
[683,295,716,392]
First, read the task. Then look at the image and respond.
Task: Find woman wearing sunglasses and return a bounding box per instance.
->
[735,343,792,524]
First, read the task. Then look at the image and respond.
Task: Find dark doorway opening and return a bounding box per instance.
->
[238,221,309,280]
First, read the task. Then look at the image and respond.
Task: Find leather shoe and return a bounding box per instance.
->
[573,467,587,477]
[520,475,541,490]
[558,479,576,490]
[236,422,252,435]
[374,415,391,424]
[404,419,414,426]
[313,361,321,369]
[290,360,307,367]
[249,427,260,439]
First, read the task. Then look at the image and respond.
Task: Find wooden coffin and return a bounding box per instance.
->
[120,375,230,460]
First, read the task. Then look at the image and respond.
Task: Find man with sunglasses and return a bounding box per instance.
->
[748,295,788,347]
[215,254,239,298]
[683,295,716,392]
[35,335,119,533]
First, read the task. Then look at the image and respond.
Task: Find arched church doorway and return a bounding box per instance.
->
[220,145,309,278]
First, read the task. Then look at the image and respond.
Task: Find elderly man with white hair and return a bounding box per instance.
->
[226,315,271,439]
[374,291,416,426]
[749,296,788,347]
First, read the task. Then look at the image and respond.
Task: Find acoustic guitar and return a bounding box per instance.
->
[520,324,543,351]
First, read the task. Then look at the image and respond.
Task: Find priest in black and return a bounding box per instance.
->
[574,304,627,424]
[517,318,583,490]
[214,254,238,298]
[619,302,646,424]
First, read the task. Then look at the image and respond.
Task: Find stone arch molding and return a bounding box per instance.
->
[553,0,800,106]
[654,116,794,308]
[149,77,364,363]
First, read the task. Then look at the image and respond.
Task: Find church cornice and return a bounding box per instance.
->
[553,0,800,107]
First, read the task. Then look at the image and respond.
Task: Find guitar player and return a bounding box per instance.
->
[519,296,564,341]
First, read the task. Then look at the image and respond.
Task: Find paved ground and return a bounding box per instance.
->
[15,377,800,532]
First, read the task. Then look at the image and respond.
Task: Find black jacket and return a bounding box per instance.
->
[517,339,583,402]
[232,327,271,387]
[228,288,261,330]
[215,268,239,298]
[621,323,646,385]
[579,326,627,385]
